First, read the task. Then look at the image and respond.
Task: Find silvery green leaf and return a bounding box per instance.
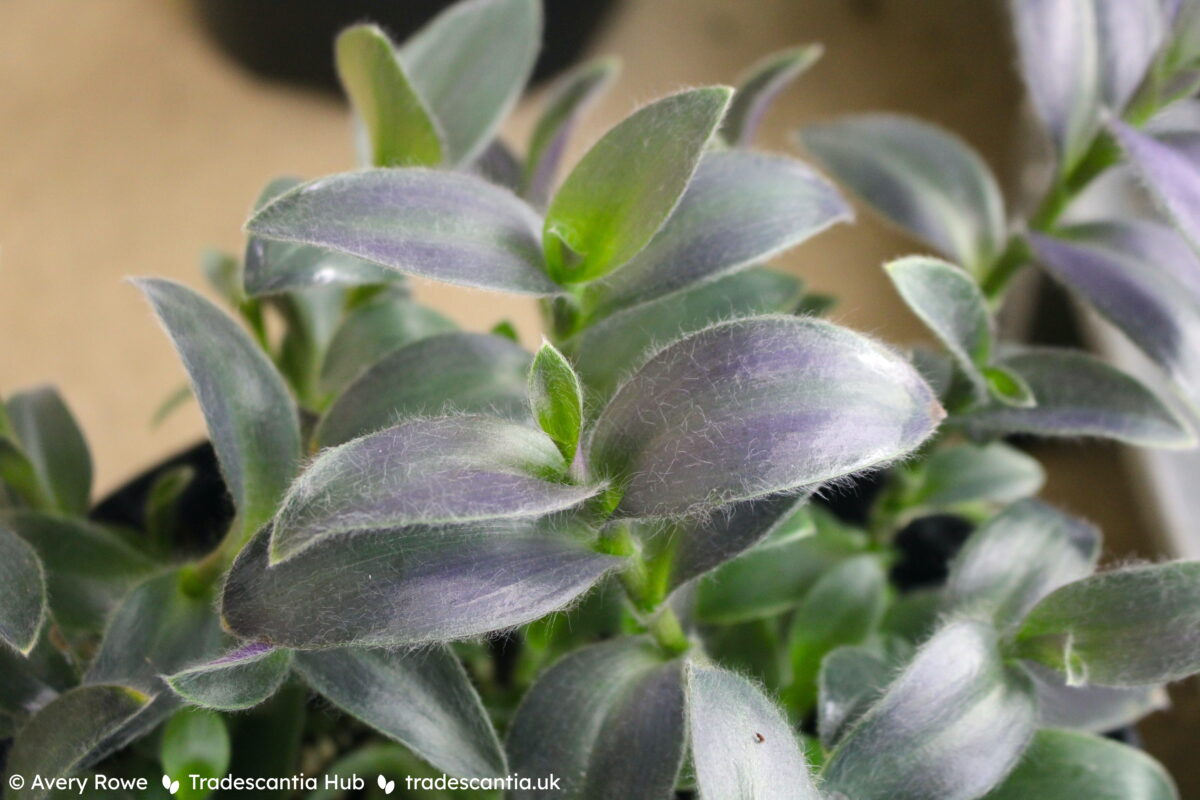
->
[800,114,1005,272]
[5,386,92,515]
[200,249,243,307]
[817,645,894,749]
[0,522,46,653]
[222,519,620,648]
[580,150,848,320]
[166,643,291,711]
[507,638,686,800]
[885,256,993,392]
[1169,0,1200,67]
[523,58,620,206]
[335,25,443,167]
[722,44,823,147]
[271,416,596,562]
[399,0,540,165]
[821,620,1038,800]
[944,499,1100,626]
[7,511,156,634]
[0,634,72,725]
[912,442,1045,511]
[294,645,505,778]
[135,278,301,536]
[1027,661,1169,733]
[686,662,821,800]
[1112,123,1200,251]
[528,341,584,463]
[571,267,805,400]
[1095,0,1170,110]
[543,87,732,284]
[1010,0,1102,172]
[588,316,942,517]
[4,684,151,800]
[315,333,530,447]
[247,169,557,295]
[961,348,1195,447]
[983,728,1178,799]
[696,507,867,623]
[319,292,456,399]
[1017,561,1200,685]
[472,139,524,191]
[1031,228,1200,409]
[243,177,400,296]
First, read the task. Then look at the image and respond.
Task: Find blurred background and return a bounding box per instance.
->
[0,0,1195,788]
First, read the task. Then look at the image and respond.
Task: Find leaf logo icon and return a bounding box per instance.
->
[377,775,395,794]
[161,775,180,794]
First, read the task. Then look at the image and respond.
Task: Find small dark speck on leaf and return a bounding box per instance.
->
[753,732,765,743]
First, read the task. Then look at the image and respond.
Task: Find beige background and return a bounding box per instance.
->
[1,0,1195,784]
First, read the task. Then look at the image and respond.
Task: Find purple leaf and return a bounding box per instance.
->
[1112,122,1200,251]
[1095,0,1170,110]
[588,316,942,517]
[271,416,599,563]
[721,44,823,147]
[245,169,559,295]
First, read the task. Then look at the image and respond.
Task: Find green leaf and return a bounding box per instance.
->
[399,0,540,165]
[911,442,1044,511]
[528,341,584,463]
[983,364,1037,407]
[984,728,1178,800]
[166,643,291,711]
[523,58,620,206]
[161,709,230,800]
[271,416,597,563]
[336,25,443,167]
[199,249,244,308]
[945,499,1100,627]
[543,87,732,283]
[1016,561,1200,686]
[784,555,889,711]
[885,256,992,392]
[800,114,1006,272]
[4,386,92,515]
[507,638,686,799]
[821,620,1037,800]
[0,523,45,654]
[686,662,821,800]
[722,43,823,147]
[0,435,50,510]
[4,684,151,800]
[294,645,506,779]
[816,644,897,749]
[144,464,194,555]
[136,279,301,536]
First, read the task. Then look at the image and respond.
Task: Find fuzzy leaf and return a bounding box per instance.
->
[136,278,301,535]
[315,332,530,447]
[523,58,619,206]
[984,728,1178,799]
[1112,123,1200,251]
[399,0,540,165]
[800,114,1005,271]
[4,684,151,800]
[0,523,46,653]
[572,267,804,399]
[166,643,291,711]
[1011,0,1102,172]
[543,87,732,284]
[589,316,942,517]
[817,645,895,749]
[528,341,584,463]
[1017,561,1200,686]
[1031,228,1200,408]
[507,638,686,800]
[294,645,505,778]
[722,44,823,146]
[961,349,1195,447]
[4,386,92,515]
[161,709,231,800]
[223,519,620,648]
[335,25,443,167]
[945,499,1100,626]
[687,662,821,800]
[1095,0,1171,110]
[581,150,848,319]
[821,620,1038,800]
[272,416,596,562]
[246,169,558,295]
[913,442,1045,511]
[1027,661,1169,733]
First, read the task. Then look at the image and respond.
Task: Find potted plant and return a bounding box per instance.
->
[3,0,1200,798]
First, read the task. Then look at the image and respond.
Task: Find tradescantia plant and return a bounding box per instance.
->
[5,0,1200,798]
